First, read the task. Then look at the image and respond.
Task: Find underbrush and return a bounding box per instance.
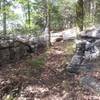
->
[64,40,75,55]
[19,55,46,78]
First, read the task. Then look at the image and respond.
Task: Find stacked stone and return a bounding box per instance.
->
[67,28,100,95]
[0,35,47,65]
[0,38,29,65]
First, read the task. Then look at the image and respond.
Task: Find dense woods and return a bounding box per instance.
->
[0,0,100,33]
[0,0,100,100]
[0,0,99,35]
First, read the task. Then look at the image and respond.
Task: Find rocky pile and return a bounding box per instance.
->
[0,35,47,65]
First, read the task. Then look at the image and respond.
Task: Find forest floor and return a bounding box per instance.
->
[0,40,100,100]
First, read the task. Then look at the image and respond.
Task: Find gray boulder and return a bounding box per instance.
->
[80,75,100,94]
[80,27,100,39]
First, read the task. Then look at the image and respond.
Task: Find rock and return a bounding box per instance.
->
[63,28,77,40]
[67,54,84,74]
[80,27,100,39]
[0,34,47,65]
[0,49,10,64]
[80,75,100,94]
[79,64,94,72]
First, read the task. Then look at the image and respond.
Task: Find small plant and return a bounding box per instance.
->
[22,57,45,77]
[64,40,75,55]
[27,57,45,69]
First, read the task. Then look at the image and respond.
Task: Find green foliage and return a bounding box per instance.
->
[95,0,100,24]
[0,0,78,34]
[84,15,94,28]
[16,0,76,32]
[76,0,84,31]
[57,0,76,29]
[1,0,97,35]
[27,57,45,69]
[21,56,45,77]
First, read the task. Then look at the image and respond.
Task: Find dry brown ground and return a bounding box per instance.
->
[0,41,100,100]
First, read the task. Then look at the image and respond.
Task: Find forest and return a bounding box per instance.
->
[0,0,100,100]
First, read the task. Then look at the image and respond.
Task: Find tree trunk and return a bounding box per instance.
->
[91,0,96,24]
[95,0,100,25]
[76,0,84,31]
[3,0,7,35]
[47,0,51,47]
[27,0,31,28]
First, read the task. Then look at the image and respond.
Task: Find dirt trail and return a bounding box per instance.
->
[0,41,100,100]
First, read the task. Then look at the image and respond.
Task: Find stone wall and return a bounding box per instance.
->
[0,36,47,65]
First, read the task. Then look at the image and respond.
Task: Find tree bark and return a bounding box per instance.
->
[3,0,7,35]
[47,0,51,47]
[27,0,31,28]
[76,0,84,31]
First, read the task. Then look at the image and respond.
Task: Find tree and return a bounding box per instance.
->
[3,0,7,34]
[15,0,33,29]
[46,0,51,46]
[76,0,85,31]
[95,0,100,25]
[0,0,19,35]
[83,0,96,27]
[27,0,31,28]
